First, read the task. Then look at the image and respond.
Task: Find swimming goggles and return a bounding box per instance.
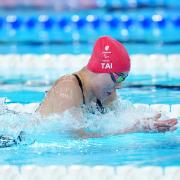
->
[110,72,128,83]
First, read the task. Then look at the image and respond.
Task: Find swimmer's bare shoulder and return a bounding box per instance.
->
[36,74,84,116]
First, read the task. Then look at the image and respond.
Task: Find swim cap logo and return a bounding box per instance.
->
[101,45,112,69]
[105,45,109,51]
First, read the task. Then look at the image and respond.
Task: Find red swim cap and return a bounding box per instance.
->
[87,36,130,73]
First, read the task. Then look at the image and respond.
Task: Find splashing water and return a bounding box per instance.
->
[0,97,172,147]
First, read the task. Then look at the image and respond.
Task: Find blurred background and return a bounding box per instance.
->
[0,0,179,54]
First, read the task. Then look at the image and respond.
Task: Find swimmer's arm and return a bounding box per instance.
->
[74,114,178,138]
[73,124,138,138]
[74,128,135,138]
[73,129,104,138]
[114,114,178,134]
[74,126,139,138]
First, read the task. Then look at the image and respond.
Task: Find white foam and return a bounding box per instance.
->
[0,100,178,140]
[171,104,180,118]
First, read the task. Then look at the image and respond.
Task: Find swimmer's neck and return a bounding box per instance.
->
[76,67,96,104]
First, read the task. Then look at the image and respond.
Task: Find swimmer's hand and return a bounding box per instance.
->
[136,113,178,133]
[74,114,178,138]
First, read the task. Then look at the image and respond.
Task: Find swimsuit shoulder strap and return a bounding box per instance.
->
[96,99,105,114]
[73,74,105,113]
[73,74,85,105]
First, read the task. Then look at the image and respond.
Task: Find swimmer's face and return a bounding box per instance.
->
[92,73,126,101]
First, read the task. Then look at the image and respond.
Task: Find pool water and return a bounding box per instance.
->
[0,3,179,168]
[0,120,179,167]
[0,74,179,167]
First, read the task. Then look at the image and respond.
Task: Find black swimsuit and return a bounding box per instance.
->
[73,74,105,114]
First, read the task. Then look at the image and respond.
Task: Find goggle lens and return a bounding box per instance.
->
[110,73,128,83]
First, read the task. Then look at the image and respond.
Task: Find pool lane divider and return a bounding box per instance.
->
[1,14,179,30]
[0,54,179,77]
[0,165,179,180]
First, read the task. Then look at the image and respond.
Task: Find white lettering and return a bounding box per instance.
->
[101,63,112,69]
[101,63,106,69]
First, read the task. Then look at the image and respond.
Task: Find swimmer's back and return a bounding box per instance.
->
[36,74,84,116]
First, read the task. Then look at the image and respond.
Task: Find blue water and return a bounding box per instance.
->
[0,74,179,167]
[0,126,179,167]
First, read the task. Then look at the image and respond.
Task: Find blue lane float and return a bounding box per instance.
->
[0,14,179,30]
[173,16,180,27]
[138,16,152,28]
[58,17,69,28]
[86,15,101,28]
[6,15,22,29]
[104,16,120,28]
[152,15,167,28]
[71,15,86,28]
[25,17,37,29]
[0,17,4,28]
[38,15,55,29]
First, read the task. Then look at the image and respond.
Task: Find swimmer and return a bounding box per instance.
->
[36,36,178,138]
